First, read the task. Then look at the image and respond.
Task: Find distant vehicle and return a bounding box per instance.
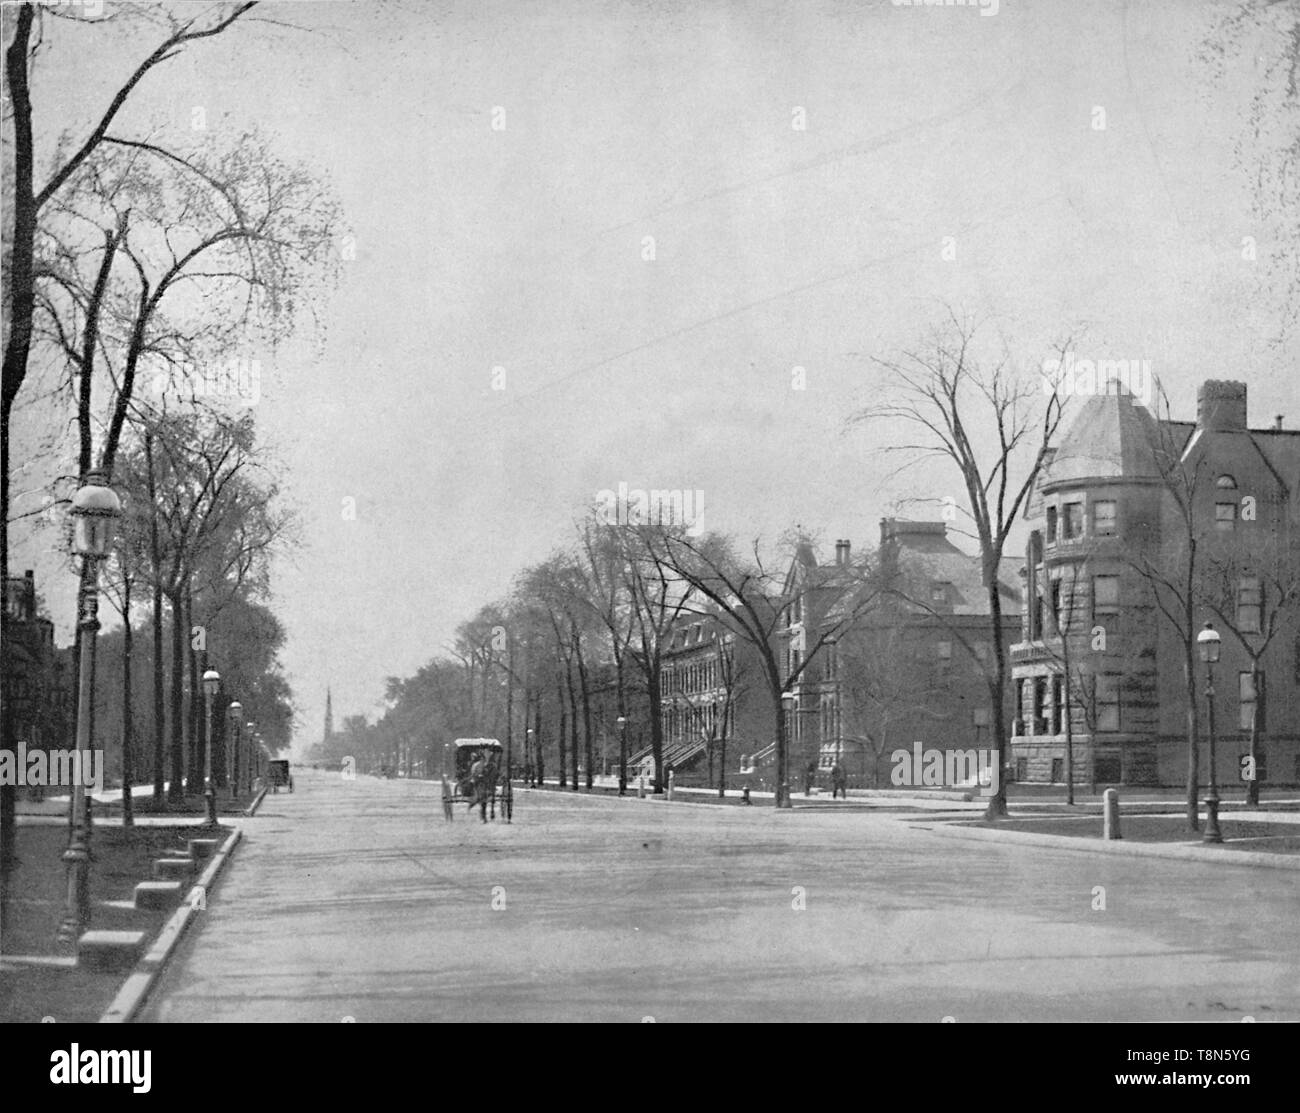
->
[450,738,503,796]
[267,759,294,793]
[447,738,512,821]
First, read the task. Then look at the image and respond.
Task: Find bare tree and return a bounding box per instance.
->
[1125,385,1209,832]
[1198,506,1300,806]
[850,311,1072,818]
[646,529,883,808]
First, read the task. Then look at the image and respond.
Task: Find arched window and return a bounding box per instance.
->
[1216,474,1237,490]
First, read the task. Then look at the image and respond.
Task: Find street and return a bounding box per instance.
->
[142,770,1300,1022]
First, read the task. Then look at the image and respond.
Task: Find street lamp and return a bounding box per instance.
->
[246,722,257,786]
[202,668,221,826]
[1197,622,1223,844]
[228,702,242,798]
[616,716,627,796]
[57,472,121,945]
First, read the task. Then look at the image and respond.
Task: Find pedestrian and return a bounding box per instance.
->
[441,773,454,822]
[831,761,846,800]
[803,761,816,796]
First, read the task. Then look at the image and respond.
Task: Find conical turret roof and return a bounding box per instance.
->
[1045,388,1166,485]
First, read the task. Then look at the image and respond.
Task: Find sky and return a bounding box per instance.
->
[9,0,1299,756]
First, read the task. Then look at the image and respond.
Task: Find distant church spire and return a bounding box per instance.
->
[324,687,334,743]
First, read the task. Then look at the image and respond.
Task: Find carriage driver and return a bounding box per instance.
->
[468,749,490,823]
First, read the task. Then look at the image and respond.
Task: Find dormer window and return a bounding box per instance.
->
[1216,475,1237,490]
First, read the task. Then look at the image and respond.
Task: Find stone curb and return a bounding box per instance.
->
[244,787,268,817]
[915,820,1300,870]
[98,826,243,1023]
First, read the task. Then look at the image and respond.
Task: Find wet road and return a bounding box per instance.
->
[142,769,1300,1022]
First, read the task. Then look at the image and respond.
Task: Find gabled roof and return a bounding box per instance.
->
[824,522,1020,623]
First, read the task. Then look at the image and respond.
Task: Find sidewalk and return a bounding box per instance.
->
[914,814,1300,870]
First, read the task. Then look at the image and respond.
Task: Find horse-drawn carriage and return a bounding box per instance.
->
[447,737,513,821]
[267,758,293,793]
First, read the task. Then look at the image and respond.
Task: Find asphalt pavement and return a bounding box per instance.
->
[140,768,1300,1022]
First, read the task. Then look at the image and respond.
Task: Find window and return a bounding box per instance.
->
[1046,506,1058,542]
[1216,474,1237,490]
[1051,757,1064,783]
[1033,677,1049,735]
[1215,502,1236,531]
[1015,758,1028,782]
[1051,675,1064,734]
[1093,575,1120,618]
[1095,675,1120,732]
[1063,502,1084,539]
[936,640,952,660]
[1239,671,1265,732]
[931,582,950,603]
[1236,576,1262,634]
[1093,500,1117,536]
[1050,580,1063,632]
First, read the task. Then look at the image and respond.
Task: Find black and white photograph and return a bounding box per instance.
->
[1,0,1298,1058]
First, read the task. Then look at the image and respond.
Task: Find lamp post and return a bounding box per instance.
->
[616,716,627,796]
[1197,622,1223,844]
[246,722,257,788]
[228,702,242,798]
[202,668,220,826]
[57,472,122,945]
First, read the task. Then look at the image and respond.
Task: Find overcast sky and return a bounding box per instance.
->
[11,0,1298,755]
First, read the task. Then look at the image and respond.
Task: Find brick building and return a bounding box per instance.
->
[814,522,1021,787]
[2,571,73,796]
[1010,380,1300,786]
[651,607,777,786]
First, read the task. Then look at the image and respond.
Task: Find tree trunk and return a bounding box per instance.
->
[983,570,1009,819]
[718,727,727,798]
[556,678,567,788]
[1246,657,1261,807]
[577,643,594,790]
[565,660,580,791]
[772,685,789,808]
[1184,646,1201,832]
[505,658,514,790]
[533,697,544,786]
[168,590,186,804]
[121,575,134,827]
[187,594,202,795]
[1063,668,1075,806]
[648,666,665,794]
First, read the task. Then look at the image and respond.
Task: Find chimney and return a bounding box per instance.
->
[1196,380,1248,433]
[835,539,851,566]
[1275,415,1284,431]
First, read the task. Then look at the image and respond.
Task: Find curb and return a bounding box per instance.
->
[915,820,1300,870]
[99,825,243,1023]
